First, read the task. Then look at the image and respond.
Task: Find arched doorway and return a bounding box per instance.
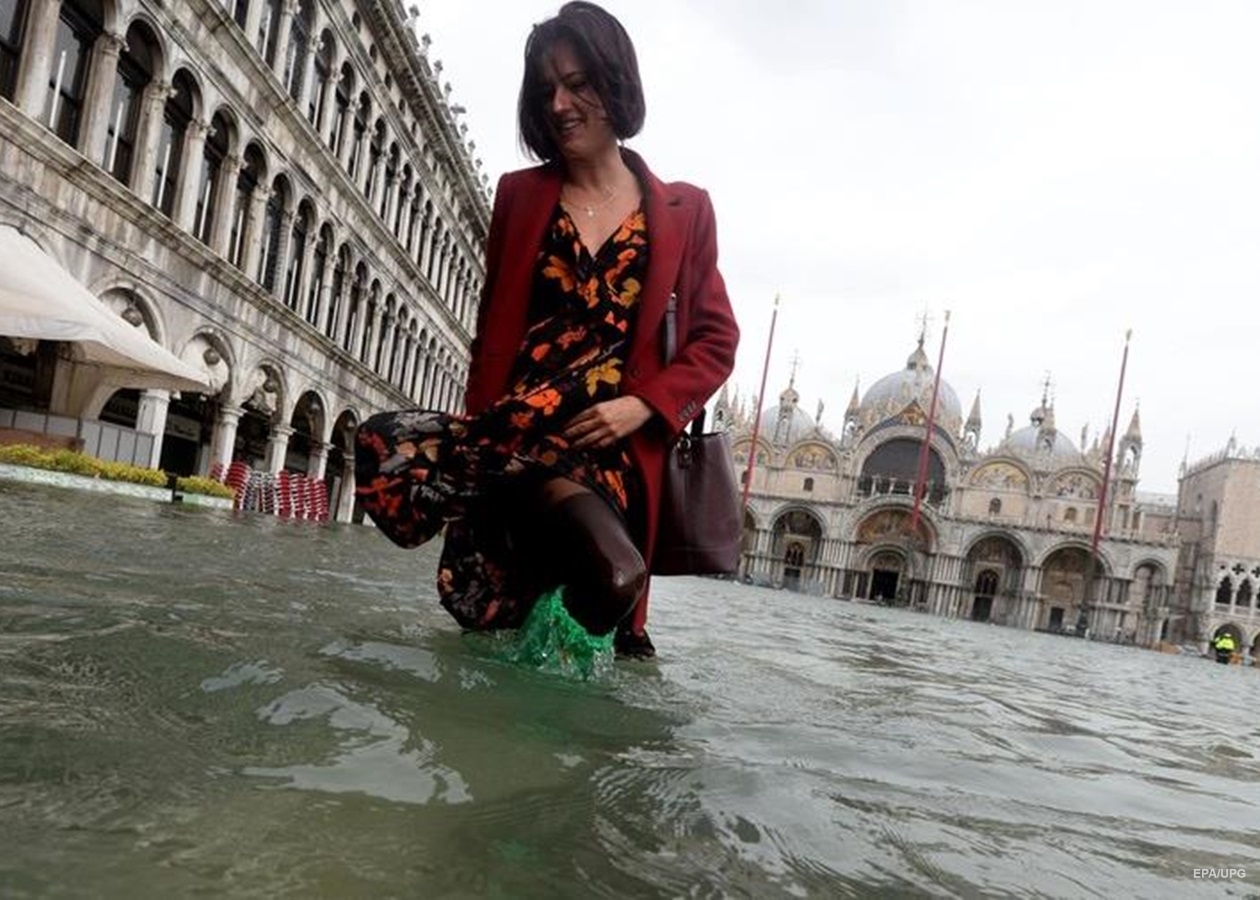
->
[869,549,904,604]
[326,409,358,522]
[1040,546,1094,632]
[771,508,824,592]
[973,569,998,621]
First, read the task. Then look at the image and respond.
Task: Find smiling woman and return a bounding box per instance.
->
[355,2,739,659]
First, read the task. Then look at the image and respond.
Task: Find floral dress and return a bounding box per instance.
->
[355,205,648,630]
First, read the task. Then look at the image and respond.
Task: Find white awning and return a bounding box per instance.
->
[0,225,210,393]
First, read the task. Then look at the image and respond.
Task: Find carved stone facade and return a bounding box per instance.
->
[1173,443,1260,657]
[0,0,488,520]
[723,337,1183,646]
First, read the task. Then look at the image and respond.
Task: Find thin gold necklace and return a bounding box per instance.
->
[562,184,619,218]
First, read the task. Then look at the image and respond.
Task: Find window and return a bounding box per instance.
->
[257,0,282,67]
[1065,507,1077,523]
[283,202,310,309]
[229,147,264,269]
[153,73,194,215]
[988,497,1001,515]
[365,120,384,200]
[45,0,103,147]
[1,0,29,101]
[194,113,229,245]
[347,92,369,179]
[330,64,353,156]
[309,31,333,127]
[227,0,248,29]
[306,225,330,325]
[284,0,312,100]
[258,177,286,291]
[803,477,814,492]
[325,245,349,341]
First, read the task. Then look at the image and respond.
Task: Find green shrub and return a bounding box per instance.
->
[177,476,236,499]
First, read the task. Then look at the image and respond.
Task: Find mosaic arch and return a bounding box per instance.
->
[854,506,935,551]
[970,460,1030,491]
[964,534,1026,623]
[772,507,825,591]
[789,441,839,472]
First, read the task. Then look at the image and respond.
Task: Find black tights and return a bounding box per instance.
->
[510,477,645,636]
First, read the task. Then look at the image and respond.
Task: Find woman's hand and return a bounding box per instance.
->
[562,396,653,449]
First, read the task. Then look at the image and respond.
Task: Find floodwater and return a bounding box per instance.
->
[1,480,1258,899]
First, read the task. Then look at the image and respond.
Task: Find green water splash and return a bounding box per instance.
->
[501,587,614,679]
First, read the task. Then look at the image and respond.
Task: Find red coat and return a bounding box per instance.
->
[464,150,740,631]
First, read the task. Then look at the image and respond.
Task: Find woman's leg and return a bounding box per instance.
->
[529,477,646,636]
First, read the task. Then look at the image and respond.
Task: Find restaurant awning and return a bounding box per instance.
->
[0,225,210,393]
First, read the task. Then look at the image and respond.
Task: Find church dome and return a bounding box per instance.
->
[857,338,963,433]
[1000,404,1081,461]
[758,396,817,445]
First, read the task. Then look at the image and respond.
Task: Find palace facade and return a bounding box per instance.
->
[0,0,487,519]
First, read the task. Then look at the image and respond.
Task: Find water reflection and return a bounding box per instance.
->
[1,480,1258,897]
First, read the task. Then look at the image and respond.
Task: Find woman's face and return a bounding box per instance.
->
[537,41,617,162]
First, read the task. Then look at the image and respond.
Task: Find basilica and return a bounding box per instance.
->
[719,336,1186,646]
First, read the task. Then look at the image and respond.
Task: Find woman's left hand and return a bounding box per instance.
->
[562,396,653,449]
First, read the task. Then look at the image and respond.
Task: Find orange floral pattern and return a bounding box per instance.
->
[354,203,648,631]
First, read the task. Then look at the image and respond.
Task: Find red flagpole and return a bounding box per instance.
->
[909,310,950,535]
[741,294,779,514]
[1079,329,1131,637]
[1090,329,1132,559]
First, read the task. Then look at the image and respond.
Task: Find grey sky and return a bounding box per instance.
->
[421,1,1260,494]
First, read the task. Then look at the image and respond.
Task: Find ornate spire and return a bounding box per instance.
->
[846,378,861,417]
[966,390,982,430]
[1124,404,1142,442]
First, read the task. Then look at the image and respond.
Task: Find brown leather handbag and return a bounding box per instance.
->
[651,295,742,576]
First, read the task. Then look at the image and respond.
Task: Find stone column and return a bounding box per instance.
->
[133,80,173,201]
[366,302,385,369]
[315,273,335,336]
[211,404,243,472]
[380,315,398,380]
[308,441,329,481]
[293,220,318,315]
[14,0,60,117]
[241,185,270,279]
[80,33,124,162]
[298,28,321,118]
[331,264,355,348]
[334,457,356,522]
[322,68,345,148]
[175,119,211,231]
[210,154,242,257]
[266,424,293,474]
[244,0,266,56]
[135,389,171,469]
[394,183,412,240]
[272,1,297,77]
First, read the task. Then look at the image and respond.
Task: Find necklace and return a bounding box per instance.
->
[562,184,619,218]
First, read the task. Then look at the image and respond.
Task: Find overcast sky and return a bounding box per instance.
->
[419,0,1260,495]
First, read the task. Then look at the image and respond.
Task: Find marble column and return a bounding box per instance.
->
[135,389,171,469]
[175,119,211,231]
[211,405,243,472]
[266,424,293,474]
[14,0,60,118]
[81,33,124,162]
[210,154,242,257]
[133,81,173,202]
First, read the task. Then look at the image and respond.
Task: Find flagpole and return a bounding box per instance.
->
[741,294,779,514]
[909,310,950,535]
[1080,329,1132,637]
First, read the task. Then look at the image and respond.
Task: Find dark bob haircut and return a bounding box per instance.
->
[517,2,646,161]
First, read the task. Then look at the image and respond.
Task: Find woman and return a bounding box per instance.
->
[355,1,738,658]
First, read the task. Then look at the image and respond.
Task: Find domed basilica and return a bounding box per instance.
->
[717,336,1181,644]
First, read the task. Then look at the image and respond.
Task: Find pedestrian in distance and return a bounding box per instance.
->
[355,1,739,659]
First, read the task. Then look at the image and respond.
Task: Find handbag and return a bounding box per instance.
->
[651,294,743,576]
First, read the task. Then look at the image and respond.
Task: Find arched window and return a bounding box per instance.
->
[344,262,366,352]
[194,111,230,245]
[406,184,422,252]
[395,165,412,236]
[988,497,1001,515]
[258,177,287,290]
[803,477,814,492]
[283,201,311,309]
[257,0,282,67]
[362,280,380,365]
[1,0,30,101]
[306,224,331,325]
[381,142,399,219]
[347,92,369,179]
[365,119,384,200]
[1216,577,1233,606]
[227,0,248,29]
[284,0,312,100]
[46,0,105,147]
[104,23,157,184]
[308,30,333,127]
[326,244,350,341]
[153,72,195,215]
[229,146,264,269]
[330,63,353,156]
[1065,506,1078,523]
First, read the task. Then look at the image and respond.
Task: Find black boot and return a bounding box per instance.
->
[546,492,646,636]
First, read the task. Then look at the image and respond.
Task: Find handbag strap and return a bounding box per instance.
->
[664,292,705,437]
